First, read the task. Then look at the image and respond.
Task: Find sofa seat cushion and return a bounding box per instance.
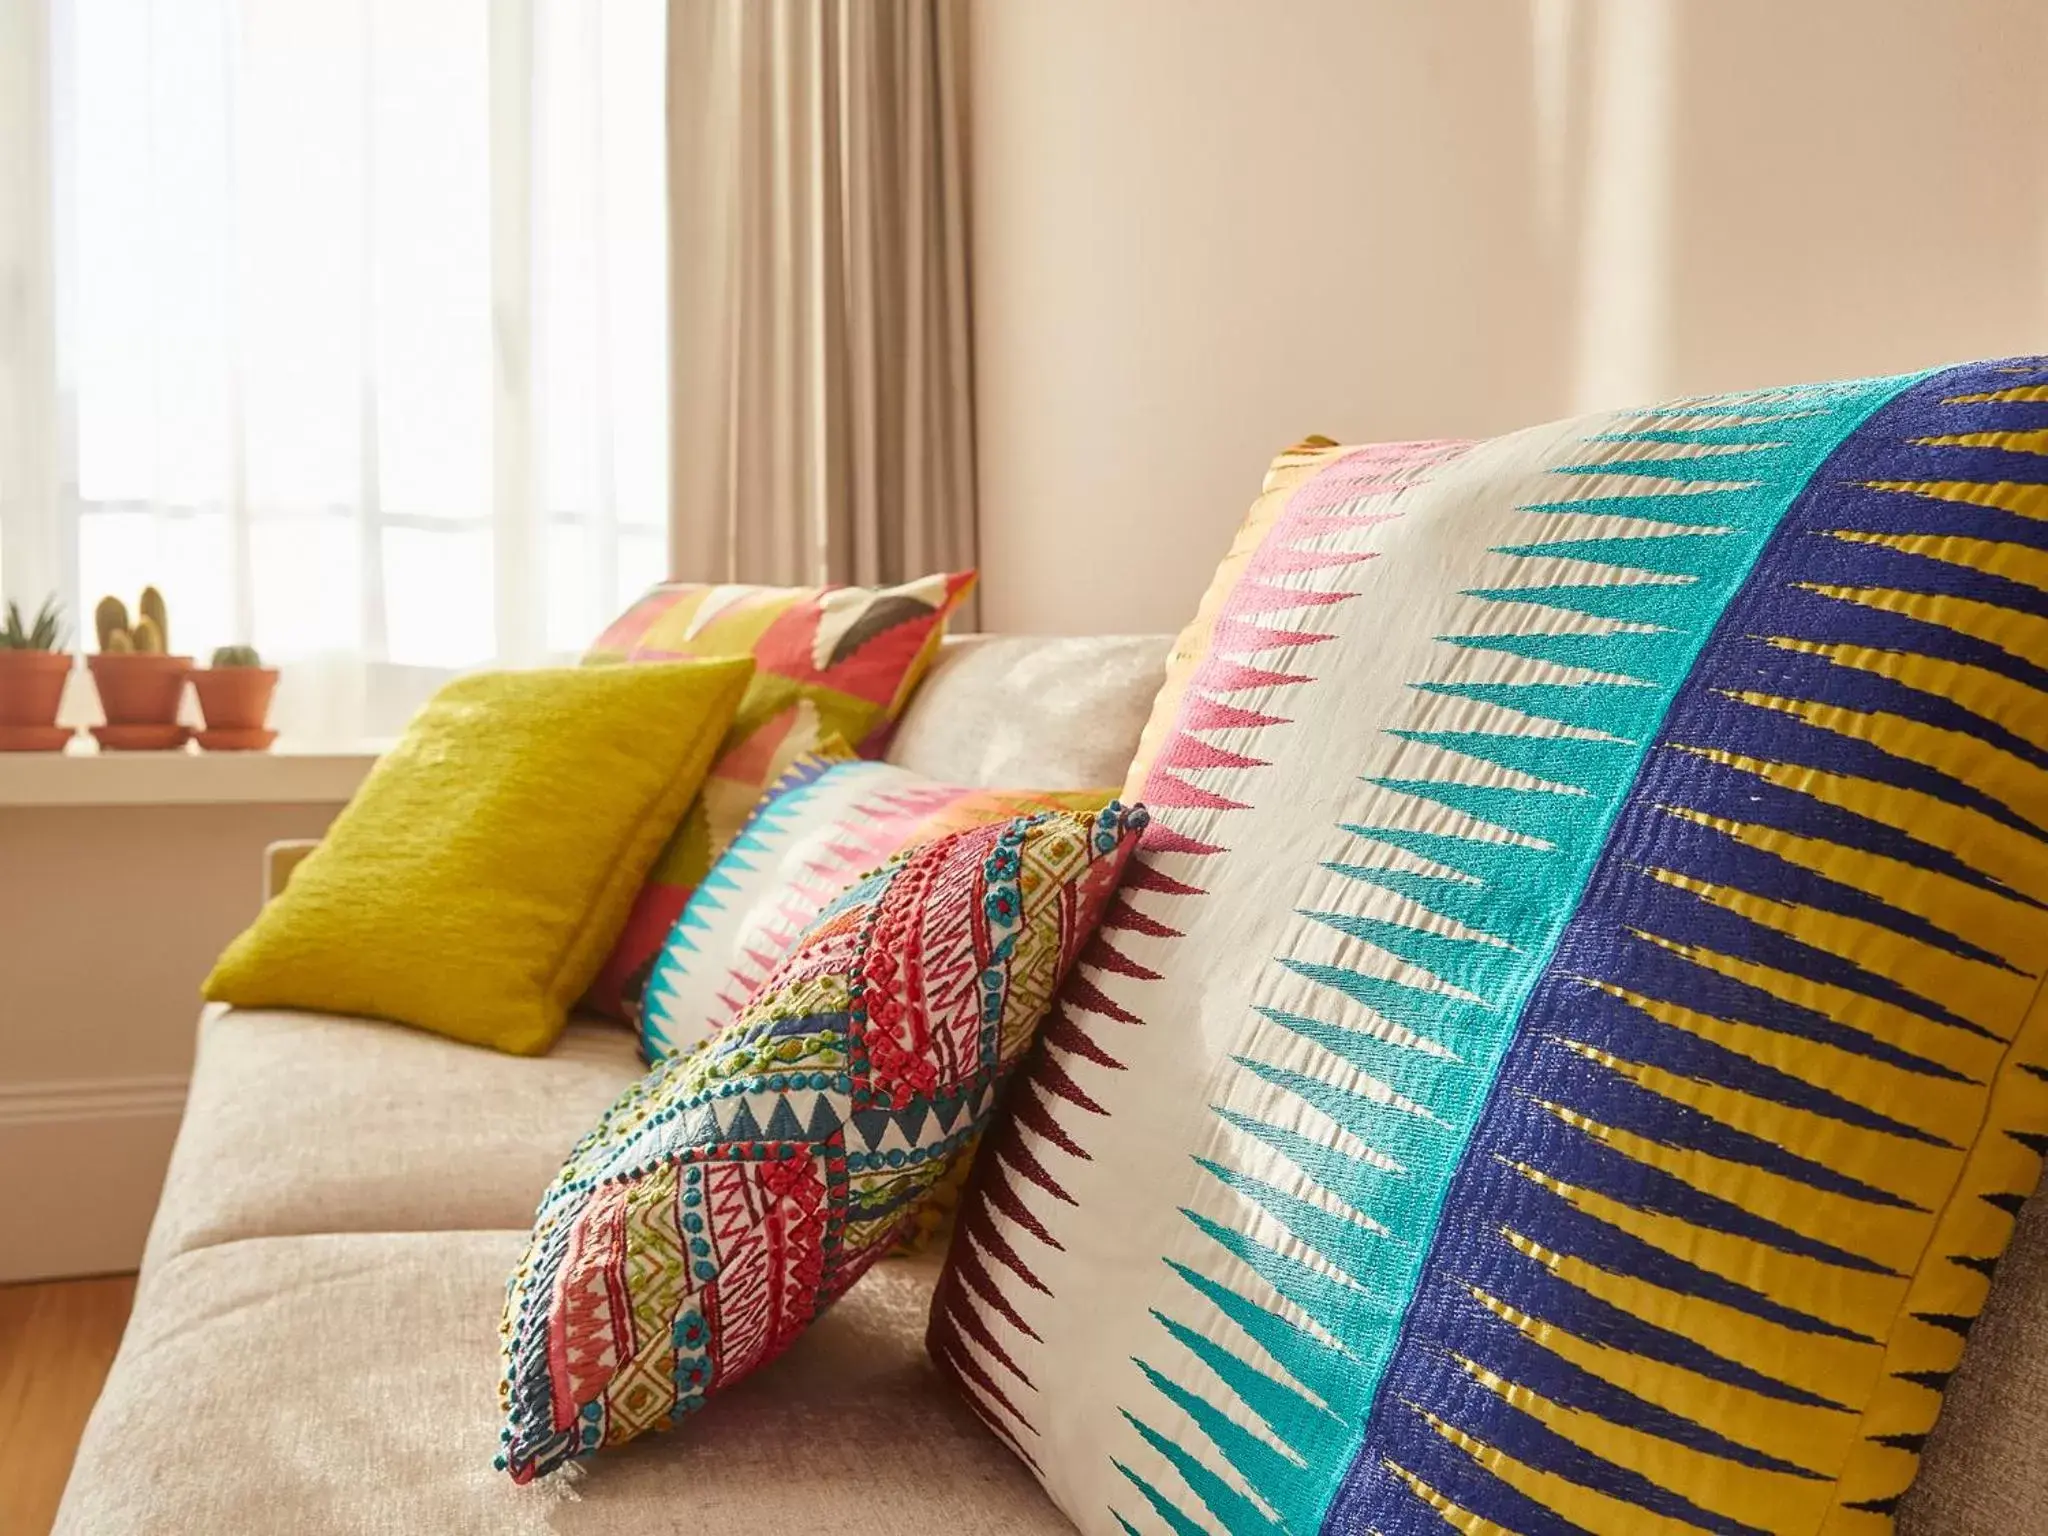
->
[141,1007,647,1276]
[57,1231,1066,1536]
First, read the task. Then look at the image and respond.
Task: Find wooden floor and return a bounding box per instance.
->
[0,1274,134,1536]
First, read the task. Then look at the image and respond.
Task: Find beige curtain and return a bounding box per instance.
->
[666,0,977,608]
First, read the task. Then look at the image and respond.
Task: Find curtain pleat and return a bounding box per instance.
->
[666,0,977,611]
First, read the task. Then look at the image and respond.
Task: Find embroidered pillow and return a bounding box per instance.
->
[580,571,976,1020]
[639,750,1116,1061]
[499,801,1147,1483]
[930,361,2048,1534]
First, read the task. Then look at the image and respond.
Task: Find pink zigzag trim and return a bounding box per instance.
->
[1209,616,1340,654]
[1156,736,1270,773]
[1178,695,1291,734]
[1141,770,1251,813]
[927,437,1477,1449]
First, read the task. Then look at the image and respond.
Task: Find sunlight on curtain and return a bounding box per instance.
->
[12,0,668,743]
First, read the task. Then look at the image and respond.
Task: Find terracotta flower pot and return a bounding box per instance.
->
[0,650,70,726]
[192,666,279,732]
[0,650,74,750]
[89,652,193,726]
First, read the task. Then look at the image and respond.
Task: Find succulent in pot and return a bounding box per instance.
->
[87,586,193,746]
[0,594,75,751]
[3,595,64,652]
[192,643,280,749]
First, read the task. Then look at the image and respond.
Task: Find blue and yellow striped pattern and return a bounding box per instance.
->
[1111,360,2048,1534]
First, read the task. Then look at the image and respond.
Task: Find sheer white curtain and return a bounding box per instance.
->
[0,0,670,744]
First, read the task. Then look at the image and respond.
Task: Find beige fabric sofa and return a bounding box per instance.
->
[53,635,2048,1534]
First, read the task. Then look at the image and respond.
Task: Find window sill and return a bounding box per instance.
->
[0,739,383,808]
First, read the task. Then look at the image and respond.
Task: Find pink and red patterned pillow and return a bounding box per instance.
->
[579,572,976,1021]
[497,800,1147,1482]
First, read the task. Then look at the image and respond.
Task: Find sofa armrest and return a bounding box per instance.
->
[264,839,321,903]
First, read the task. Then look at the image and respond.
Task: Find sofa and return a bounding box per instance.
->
[52,633,2048,1535]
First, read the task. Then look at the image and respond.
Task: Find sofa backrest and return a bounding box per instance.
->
[885,633,1169,790]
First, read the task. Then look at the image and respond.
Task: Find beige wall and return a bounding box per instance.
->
[969,0,2048,635]
[0,802,341,1279]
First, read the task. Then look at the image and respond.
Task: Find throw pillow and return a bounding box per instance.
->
[498,801,1148,1482]
[580,572,976,1021]
[929,359,2048,1534]
[203,660,752,1056]
[638,749,1116,1061]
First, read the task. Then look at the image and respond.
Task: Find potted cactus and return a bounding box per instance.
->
[87,586,193,749]
[192,644,279,750]
[0,594,74,751]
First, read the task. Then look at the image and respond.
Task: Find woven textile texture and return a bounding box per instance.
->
[203,659,751,1055]
[580,571,975,1021]
[929,359,2048,1535]
[500,802,1147,1482]
[640,750,1115,1062]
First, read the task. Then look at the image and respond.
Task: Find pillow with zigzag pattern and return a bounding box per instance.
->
[498,800,1146,1482]
[929,360,2048,1535]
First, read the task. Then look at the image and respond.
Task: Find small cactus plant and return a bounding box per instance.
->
[94,595,129,650]
[95,588,171,654]
[192,639,277,739]
[138,585,168,650]
[1,594,64,651]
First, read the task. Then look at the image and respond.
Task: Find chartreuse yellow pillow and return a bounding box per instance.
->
[204,659,753,1055]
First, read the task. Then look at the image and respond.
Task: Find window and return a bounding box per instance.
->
[0,0,669,743]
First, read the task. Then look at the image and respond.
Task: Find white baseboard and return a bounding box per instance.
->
[0,1075,188,1282]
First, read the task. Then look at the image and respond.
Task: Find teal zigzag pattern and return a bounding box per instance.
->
[638,758,882,1057]
[1115,374,1920,1533]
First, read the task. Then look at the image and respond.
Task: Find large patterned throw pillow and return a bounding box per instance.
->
[580,572,975,1020]
[639,750,1116,1061]
[499,801,1148,1483]
[930,359,2048,1534]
